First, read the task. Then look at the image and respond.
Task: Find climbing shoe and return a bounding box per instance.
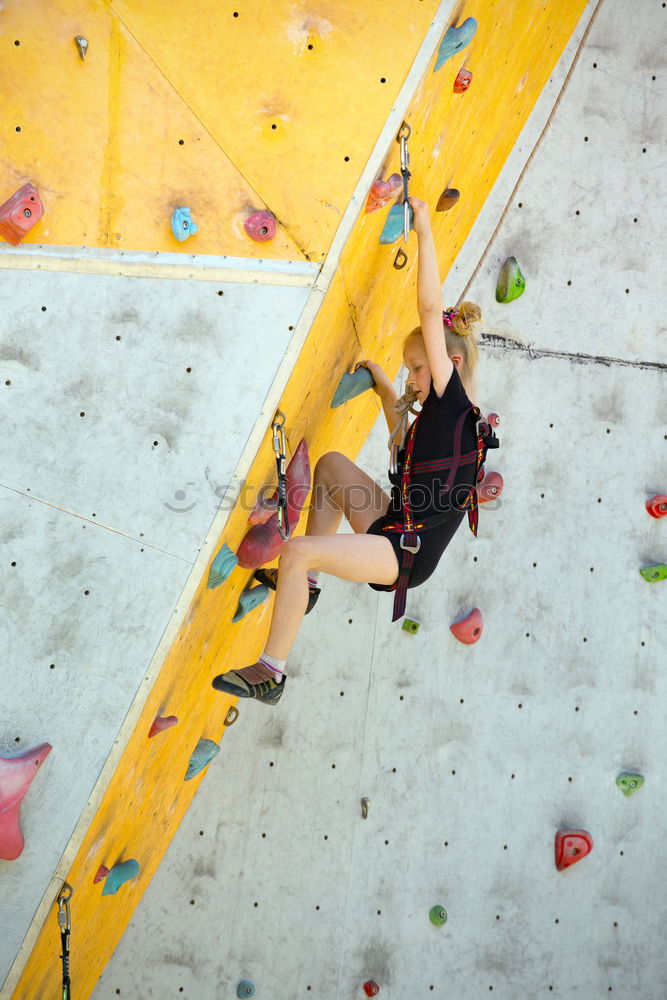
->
[254,567,320,614]
[212,662,285,706]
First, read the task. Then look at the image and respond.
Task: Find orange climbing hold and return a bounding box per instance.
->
[646,495,667,519]
[365,174,402,213]
[0,742,52,860]
[453,68,473,93]
[555,829,593,871]
[0,183,44,246]
[449,607,483,644]
[148,715,179,738]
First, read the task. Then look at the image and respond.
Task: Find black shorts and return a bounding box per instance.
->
[365,511,466,592]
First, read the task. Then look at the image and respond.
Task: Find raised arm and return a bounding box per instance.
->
[409,196,453,397]
[355,360,399,436]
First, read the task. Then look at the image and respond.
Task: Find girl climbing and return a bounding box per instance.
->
[212,196,489,706]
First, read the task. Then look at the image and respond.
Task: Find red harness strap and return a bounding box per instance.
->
[382,405,484,622]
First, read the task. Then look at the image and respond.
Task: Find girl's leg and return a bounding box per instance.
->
[305,451,391,537]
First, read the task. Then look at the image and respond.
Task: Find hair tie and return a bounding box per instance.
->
[443,307,459,330]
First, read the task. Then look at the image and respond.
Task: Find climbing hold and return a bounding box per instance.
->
[249,488,280,526]
[449,607,483,644]
[148,715,178,739]
[237,982,255,998]
[496,256,525,303]
[101,859,140,896]
[244,210,276,242]
[232,583,269,623]
[393,247,408,269]
[74,36,88,60]
[331,367,375,408]
[453,68,473,93]
[436,188,460,212]
[616,772,644,797]
[478,471,504,503]
[170,206,198,242]
[639,564,667,583]
[207,544,239,589]
[402,618,420,634]
[555,829,593,871]
[434,18,478,71]
[237,438,310,569]
[224,706,239,727]
[365,174,402,213]
[487,412,500,428]
[379,202,413,244]
[361,797,371,819]
[429,904,448,926]
[0,742,52,861]
[646,495,667,519]
[363,982,380,997]
[185,739,220,781]
[93,864,110,884]
[0,183,45,246]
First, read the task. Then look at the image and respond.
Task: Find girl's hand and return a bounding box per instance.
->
[355,360,393,396]
[408,196,431,236]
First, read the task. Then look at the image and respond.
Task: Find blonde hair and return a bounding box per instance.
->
[404,300,481,390]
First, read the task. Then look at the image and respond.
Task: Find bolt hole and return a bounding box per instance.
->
[178,139,184,145]
[344,155,350,161]
[15,126,21,132]
[271,124,277,130]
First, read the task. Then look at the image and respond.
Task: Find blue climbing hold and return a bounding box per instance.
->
[379,202,414,245]
[207,544,238,590]
[434,18,478,72]
[101,859,140,896]
[232,583,269,623]
[185,739,220,781]
[171,206,198,242]
[237,982,256,998]
[331,368,375,408]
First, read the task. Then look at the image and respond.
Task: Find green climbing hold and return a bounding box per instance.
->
[233,583,270,622]
[185,739,220,781]
[379,202,414,244]
[639,564,667,583]
[237,982,255,998]
[429,905,448,926]
[434,18,478,71]
[331,367,375,408]
[616,772,644,796]
[496,256,525,303]
[402,619,420,634]
[207,544,238,590]
[101,859,140,896]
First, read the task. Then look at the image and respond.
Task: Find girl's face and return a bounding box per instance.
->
[403,338,432,404]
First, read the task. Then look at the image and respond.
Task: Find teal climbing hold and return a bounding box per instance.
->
[379,202,413,244]
[616,772,644,796]
[237,982,256,998]
[402,619,420,634]
[207,544,238,590]
[171,206,198,242]
[185,739,220,781]
[331,368,375,408]
[232,583,269,623]
[639,564,667,583]
[429,904,448,926]
[434,18,478,71]
[496,256,525,303]
[101,859,140,896]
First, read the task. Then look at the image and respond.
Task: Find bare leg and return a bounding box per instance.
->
[305,451,391,537]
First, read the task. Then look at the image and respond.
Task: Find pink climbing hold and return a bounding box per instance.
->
[453,68,473,93]
[148,715,179,739]
[555,829,593,871]
[0,182,45,246]
[94,864,110,884]
[487,412,500,427]
[365,174,402,213]
[646,495,667,519]
[0,742,52,860]
[244,210,277,242]
[450,607,483,644]
[478,471,504,503]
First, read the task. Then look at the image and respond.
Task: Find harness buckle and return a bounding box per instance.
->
[399,533,421,554]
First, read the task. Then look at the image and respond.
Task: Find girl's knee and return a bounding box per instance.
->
[279,536,312,568]
[315,451,347,479]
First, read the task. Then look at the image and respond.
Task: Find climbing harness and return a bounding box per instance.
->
[384,404,499,622]
[57,882,73,1000]
[397,122,412,243]
[272,410,290,541]
[388,386,419,475]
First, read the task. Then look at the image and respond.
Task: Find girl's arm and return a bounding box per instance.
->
[355,360,399,436]
[409,197,453,397]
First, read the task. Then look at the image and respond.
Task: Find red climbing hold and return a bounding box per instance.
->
[453,68,473,93]
[365,174,402,213]
[363,982,380,997]
[244,210,277,242]
[93,864,110,884]
[0,183,45,246]
[148,715,179,738]
[646,495,667,519]
[0,743,52,860]
[555,829,593,871]
[487,412,500,427]
[450,607,483,644]
[478,471,504,503]
[237,438,311,569]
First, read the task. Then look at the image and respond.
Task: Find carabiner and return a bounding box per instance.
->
[57,882,73,933]
[396,122,411,242]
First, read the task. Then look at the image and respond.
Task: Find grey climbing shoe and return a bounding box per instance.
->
[253,567,320,614]
[212,662,285,706]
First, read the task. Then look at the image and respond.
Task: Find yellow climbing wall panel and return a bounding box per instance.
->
[11,1,587,996]
[1,0,440,259]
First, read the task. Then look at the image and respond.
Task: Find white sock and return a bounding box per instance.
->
[259,652,286,681]
[308,574,319,588]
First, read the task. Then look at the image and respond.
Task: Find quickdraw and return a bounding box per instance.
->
[272,410,290,541]
[57,882,73,1000]
[397,122,412,243]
